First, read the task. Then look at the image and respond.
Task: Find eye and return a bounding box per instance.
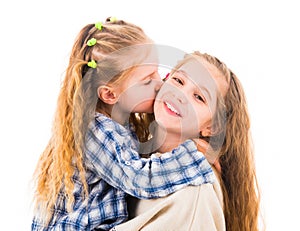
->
[144,78,152,85]
[194,94,205,103]
[172,77,183,85]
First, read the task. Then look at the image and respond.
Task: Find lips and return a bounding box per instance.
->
[164,101,181,117]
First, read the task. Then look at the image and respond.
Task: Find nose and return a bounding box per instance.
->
[154,80,163,93]
[174,91,188,104]
[153,72,163,93]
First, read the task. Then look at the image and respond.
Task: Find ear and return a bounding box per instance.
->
[200,126,213,137]
[97,86,118,105]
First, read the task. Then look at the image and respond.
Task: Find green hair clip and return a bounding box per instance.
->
[87,60,97,68]
[87,38,97,46]
[109,17,117,23]
[95,22,103,30]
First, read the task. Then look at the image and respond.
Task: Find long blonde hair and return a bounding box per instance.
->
[32,17,152,222]
[202,51,260,231]
[176,51,261,231]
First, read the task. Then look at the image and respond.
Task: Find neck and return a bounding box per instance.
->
[151,124,187,153]
[112,112,130,125]
[109,105,131,126]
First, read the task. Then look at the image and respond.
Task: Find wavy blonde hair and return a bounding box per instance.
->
[201,51,261,231]
[32,17,153,223]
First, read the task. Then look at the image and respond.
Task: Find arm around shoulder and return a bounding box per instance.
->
[86,117,215,199]
[113,170,225,231]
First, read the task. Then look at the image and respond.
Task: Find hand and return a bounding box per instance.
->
[193,138,221,173]
[193,138,209,154]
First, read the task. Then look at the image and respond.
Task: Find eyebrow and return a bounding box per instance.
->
[142,70,156,81]
[176,70,188,78]
[198,86,212,102]
[139,67,156,81]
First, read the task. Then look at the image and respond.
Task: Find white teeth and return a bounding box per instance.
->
[165,102,180,115]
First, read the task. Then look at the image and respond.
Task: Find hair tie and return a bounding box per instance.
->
[87,38,97,47]
[95,22,103,30]
[87,60,97,68]
[163,73,170,81]
[109,17,117,23]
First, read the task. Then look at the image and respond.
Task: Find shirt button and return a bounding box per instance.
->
[125,161,131,166]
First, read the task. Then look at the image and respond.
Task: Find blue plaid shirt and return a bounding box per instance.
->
[32,113,215,231]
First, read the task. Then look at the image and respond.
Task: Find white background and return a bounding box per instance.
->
[1,0,299,230]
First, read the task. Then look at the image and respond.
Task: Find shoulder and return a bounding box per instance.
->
[118,173,225,231]
[92,113,130,136]
[130,167,223,217]
[94,112,118,129]
[211,166,223,208]
[170,168,223,210]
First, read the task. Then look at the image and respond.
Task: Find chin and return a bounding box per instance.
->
[156,118,174,129]
[143,109,154,113]
[133,108,154,114]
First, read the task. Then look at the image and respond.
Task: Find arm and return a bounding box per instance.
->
[85,115,215,199]
[193,138,222,173]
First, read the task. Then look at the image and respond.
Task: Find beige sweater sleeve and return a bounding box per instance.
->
[113,171,225,231]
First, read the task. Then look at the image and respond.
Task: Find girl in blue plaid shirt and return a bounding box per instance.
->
[32,18,215,230]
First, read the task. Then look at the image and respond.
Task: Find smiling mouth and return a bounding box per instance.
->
[164,102,181,116]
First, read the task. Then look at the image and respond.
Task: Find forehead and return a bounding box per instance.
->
[143,45,159,63]
[115,43,159,72]
[201,60,229,97]
[132,63,158,76]
[178,59,219,95]
[130,45,159,75]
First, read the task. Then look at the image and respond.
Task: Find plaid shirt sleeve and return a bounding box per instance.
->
[85,114,215,199]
